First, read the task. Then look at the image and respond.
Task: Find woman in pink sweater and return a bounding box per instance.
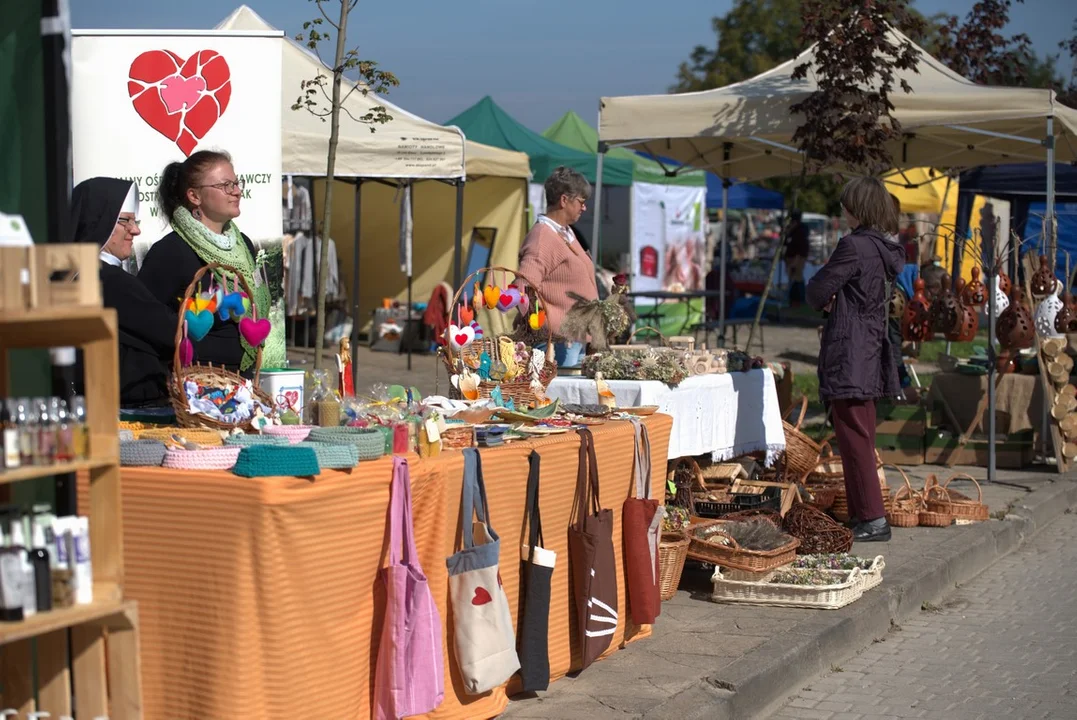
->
[517,167,599,367]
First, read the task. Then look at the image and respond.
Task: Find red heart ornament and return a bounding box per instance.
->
[284,390,300,409]
[239,317,271,347]
[471,587,492,606]
[128,49,232,156]
[455,333,470,346]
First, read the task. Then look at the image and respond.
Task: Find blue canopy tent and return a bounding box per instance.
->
[705,174,785,210]
[955,163,1077,281]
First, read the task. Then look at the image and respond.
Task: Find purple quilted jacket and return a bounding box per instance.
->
[807,228,906,401]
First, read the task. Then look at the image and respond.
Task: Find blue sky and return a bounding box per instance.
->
[73,0,1075,133]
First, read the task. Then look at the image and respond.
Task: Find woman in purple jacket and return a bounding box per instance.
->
[807,177,906,542]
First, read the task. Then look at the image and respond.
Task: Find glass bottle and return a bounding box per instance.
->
[15,399,34,467]
[70,396,89,461]
[35,398,54,466]
[54,399,73,463]
[1,400,19,471]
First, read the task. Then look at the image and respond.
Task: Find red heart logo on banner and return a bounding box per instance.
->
[128,49,232,156]
[284,390,300,409]
[471,587,492,606]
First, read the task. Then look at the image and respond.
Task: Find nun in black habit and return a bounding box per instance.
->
[69,177,178,406]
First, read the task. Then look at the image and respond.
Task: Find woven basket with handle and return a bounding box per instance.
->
[924,473,989,523]
[885,465,923,528]
[686,519,800,572]
[170,262,273,431]
[783,397,823,481]
[658,532,690,601]
[440,265,556,407]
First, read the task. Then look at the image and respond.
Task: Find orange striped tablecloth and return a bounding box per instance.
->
[91,414,671,719]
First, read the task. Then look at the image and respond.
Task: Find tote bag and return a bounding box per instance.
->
[568,428,618,671]
[517,450,554,691]
[446,449,520,695]
[622,418,664,625]
[373,457,445,720]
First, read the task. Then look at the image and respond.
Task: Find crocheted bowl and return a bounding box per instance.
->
[263,424,315,444]
[162,445,242,471]
[307,427,386,461]
[296,441,360,470]
[223,433,291,447]
[232,445,320,478]
[120,439,167,467]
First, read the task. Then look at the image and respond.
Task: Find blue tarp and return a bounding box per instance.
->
[705,173,786,210]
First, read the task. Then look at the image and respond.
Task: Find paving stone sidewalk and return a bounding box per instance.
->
[767,509,1077,720]
[499,471,1075,720]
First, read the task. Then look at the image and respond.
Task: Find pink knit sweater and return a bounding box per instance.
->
[517,221,598,338]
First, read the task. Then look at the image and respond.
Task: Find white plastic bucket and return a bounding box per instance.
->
[259,368,306,414]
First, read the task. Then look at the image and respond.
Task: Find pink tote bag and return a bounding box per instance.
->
[373,457,445,719]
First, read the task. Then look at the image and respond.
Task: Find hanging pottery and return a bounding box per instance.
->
[889,285,906,320]
[901,279,933,342]
[960,267,988,307]
[946,278,979,343]
[992,276,1010,315]
[997,269,1012,296]
[929,274,962,335]
[996,350,1018,375]
[997,287,1035,351]
[1058,290,1077,333]
[447,323,475,351]
[1031,255,1055,299]
[1034,278,1065,339]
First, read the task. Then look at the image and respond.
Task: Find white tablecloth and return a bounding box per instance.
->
[547,369,786,462]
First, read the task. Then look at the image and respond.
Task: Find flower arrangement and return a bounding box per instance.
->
[582,349,688,386]
[663,505,691,533]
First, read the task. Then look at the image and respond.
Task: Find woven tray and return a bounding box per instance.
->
[119,439,167,467]
[687,520,800,572]
[307,426,386,461]
[162,445,242,471]
[792,554,885,592]
[263,424,315,444]
[710,567,864,609]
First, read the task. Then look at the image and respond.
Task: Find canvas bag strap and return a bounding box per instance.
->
[461,448,491,549]
[630,418,651,500]
[575,428,600,517]
[525,450,544,554]
[388,456,420,566]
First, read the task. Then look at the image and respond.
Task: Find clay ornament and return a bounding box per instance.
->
[448,323,475,351]
[945,278,979,343]
[997,287,1036,350]
[901,279,933,342]
[929,274,962,335]
[1034,278,1064,339]
[1030,255,1055,298]
[960,267,988,307]
[997,269,1012,296]
[1057,290,1077,333]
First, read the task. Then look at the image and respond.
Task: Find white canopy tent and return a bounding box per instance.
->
[597,24,1077,482]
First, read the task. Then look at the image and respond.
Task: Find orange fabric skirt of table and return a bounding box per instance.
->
[79,414,672,720]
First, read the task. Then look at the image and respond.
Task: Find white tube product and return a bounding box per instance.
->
[73,516,93,605]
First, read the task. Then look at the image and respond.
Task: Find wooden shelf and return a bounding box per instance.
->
[0,599,134,646]
[0,458,115,485]
[0,306,116,349]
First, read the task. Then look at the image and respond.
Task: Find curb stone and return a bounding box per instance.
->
[639,478,1077,720]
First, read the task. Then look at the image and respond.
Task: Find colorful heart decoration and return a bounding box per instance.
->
[471,321,484,341]
[497,285,522,312]
[184,309,214,341]
[187,295,217,314]
[448,323,475,351]
[458,304,474,326]
[128,49,232,156]
[483,285,501,310]
[283,390,300,409]
[528,310,547,331]
[518,293,530,315]
[471,587,492,606]
[179,337,194,366]
[238,317,271,347]
[240,292,252,318]
[217,292,246,322]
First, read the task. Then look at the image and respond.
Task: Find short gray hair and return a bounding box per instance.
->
[544,166,590,211]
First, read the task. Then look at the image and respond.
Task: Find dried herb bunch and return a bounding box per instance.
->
[561,292,631,352]
[583,349,688,386]
[694,518,793,551]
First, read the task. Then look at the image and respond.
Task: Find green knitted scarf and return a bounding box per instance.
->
[171,207,275,372]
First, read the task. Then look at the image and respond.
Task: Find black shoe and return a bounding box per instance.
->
[852,520,892,542]
[843,517,860,528]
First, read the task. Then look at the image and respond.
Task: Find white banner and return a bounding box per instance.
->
[71,30,283,247]
[631,183,706,293]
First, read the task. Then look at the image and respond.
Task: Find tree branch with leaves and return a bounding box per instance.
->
[293,0,399,375]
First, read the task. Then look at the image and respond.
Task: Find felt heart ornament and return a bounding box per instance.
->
[240,292,252,317]
[179,337,194,366]
[448,323,475,351]
[528,310,547,331]
[470,321,484,341]
[239,317,271,347]
[483,285,501,310]
[184,309,214,341]
[471,586,492,606]
[518,293,530,315]
[217,292,246,321]
[128,49,232,156]
[497,286,521,312]
[458,304,474,326]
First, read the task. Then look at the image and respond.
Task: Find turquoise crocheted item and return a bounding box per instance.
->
[224,433,290,447]
[232,445,320,478]
[296,441,360,470]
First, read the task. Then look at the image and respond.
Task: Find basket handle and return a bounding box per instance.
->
[882,463,914,495]
[670,457,707,492]
[941,472,983,502]
[787,396,809,430]
[444,265,553,367]
[922,474,951,503]
[698,526,742,552]
[627,325,670,346]
[172,262,263,395]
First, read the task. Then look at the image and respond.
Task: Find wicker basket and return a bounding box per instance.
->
[804,484,839,510]
[792,554,886,592]
[658,532,690,601]
[710,566,863,609]
[782,397,823,481]
[686,520,800,572]
[441,424,475,450]
[170,262,274,431]
[440,266,557,407]
[809,437,844,482]
[918,509,953,527]
[924,473,990,523]
[885,465,923,528]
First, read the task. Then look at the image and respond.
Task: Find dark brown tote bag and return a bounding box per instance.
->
[517,450,554,692]
[622,418,663,625]
[568,428,618,671]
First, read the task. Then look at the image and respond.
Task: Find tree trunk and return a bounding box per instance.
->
[313,0,351,373]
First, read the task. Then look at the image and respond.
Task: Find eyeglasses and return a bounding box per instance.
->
[116,217,141,228]
[198,179,246,193]
[574,196,588,208]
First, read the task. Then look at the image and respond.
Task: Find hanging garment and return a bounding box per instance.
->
[568,428,618,671]
[517,450,554,691]
[446,449,520,694]
[621,418,664,625]
[373,457,445,719]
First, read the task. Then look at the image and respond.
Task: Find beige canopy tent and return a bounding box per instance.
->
[217,6,531,367]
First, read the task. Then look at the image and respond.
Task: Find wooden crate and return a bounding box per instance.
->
[0,244,101,313]
[0,306,143,718]
[876,431,925,466]
[923,429,1035,469]
[875,401,927,437]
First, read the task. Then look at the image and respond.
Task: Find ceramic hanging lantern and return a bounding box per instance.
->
[1035,278,1065,339]
[889,284,906,320]
[998,269,1012,296]
[960,267,988,308]
[1031,255,1055,299]
[946,278,979,343]
[1059,289,1077,334]
[901,279,933,342]
[929,274,962,336]
[991,271,1011,315]
[996,349,1019,375]
[997,287,1036,351]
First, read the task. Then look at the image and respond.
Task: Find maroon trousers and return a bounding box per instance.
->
[830,398,886,522]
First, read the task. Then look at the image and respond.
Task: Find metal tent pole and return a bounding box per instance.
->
[719,180,729,342]
[453,179,464,289]
[592,111,606,267]
[1046,117,1056,262]
[985,231,997,484]
[351,179,362,392]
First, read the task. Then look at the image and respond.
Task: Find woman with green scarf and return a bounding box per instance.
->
[139,150,273,375]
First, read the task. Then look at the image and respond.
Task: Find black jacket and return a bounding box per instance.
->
[138,231,258,372]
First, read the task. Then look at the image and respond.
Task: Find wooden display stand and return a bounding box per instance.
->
[0,246,143,718]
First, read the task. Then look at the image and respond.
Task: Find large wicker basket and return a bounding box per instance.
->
[885,465,923,528]
[686,519,800,572]
[658,532,690,601]
[440,265,556,407]
[782,397,823,481]
[924,473,989,523]
[170,262,273,431]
